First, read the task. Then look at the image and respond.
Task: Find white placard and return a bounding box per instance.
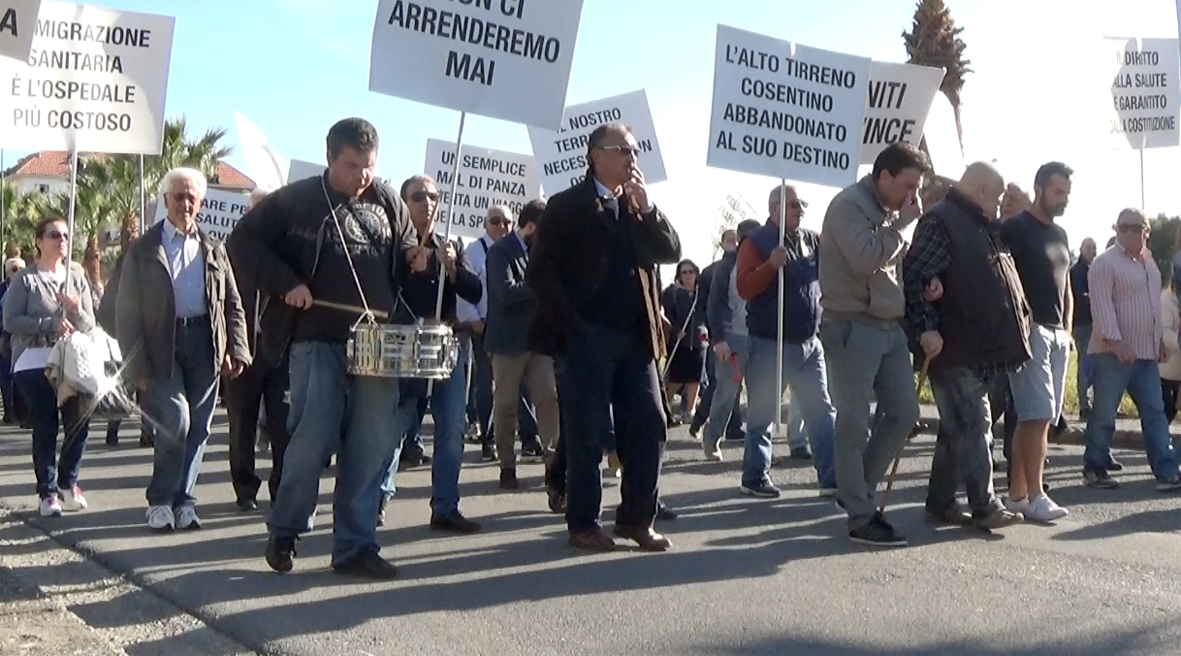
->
[287,158,325,183]
[860,61,943,164]
[423,138,540,241]
[706,24,870,189]
[0,1,173,154]
[719,185,759,226]
[526,89,666,196]
[1104,37,1181,150]
[236,112,287,189]
[368,0,585,129]
[154,188,249,243]
[0,0,39,62]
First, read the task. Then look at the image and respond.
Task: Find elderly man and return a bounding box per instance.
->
[819,142,928,548]
[224,187,291,512]
[735,184,836,498]
[230,118,424,578]
[902,162,1028,530]
[528,123,681,552]
[116,167,250,533]
[1082,209,1181,491]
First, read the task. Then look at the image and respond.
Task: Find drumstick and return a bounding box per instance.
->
[311,299,388,320]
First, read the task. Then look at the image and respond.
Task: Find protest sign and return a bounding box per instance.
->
[526,89,666,196]
[423,138,540,241]
[0,1,173,153]
[236,112,287,190]
[154,188,249,243]
[369,0,585,129]
[718,185,758,228]
[707,24,870,189]
[288,158,325,183]
[0,0,39,62]
[860,61,943,164]
[1104,37,1180,150]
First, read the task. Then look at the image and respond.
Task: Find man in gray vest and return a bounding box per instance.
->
[902,162,1029,531]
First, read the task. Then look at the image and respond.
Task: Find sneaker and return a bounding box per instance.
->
[265,534,298,574]
[974,507,1024,530]
[175,506,202,530]
[739,482,781,498]
[1005,496,1031,516]
[521,441,545,461]
[688,420,703,439]
[1084,469,1119,489]
[464,422,483,444]
[1024,494,1068,523]
[481,443,498,462]
[924,504,973,526]
[703,442,723,462]
[333,549,399,580]
[146,505,175,531]
[59,486,88,511]
[849,514,907,547]
[39,496,62,517]
[1106,456,1123,472]
[430,511,482,534]
[1155,477,1181,492]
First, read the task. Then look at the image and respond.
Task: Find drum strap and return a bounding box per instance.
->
[319,177,377,327]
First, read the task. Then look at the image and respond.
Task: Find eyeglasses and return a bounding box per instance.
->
[790,200,808,210]
[487,216,512,227]
[43,230,68,241]
[410,191,440,203]
[1117,223,1147,234]
[599,145,642,157]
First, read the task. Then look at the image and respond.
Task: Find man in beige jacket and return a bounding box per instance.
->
[818,143,928,548]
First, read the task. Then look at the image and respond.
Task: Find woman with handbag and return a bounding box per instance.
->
[3,217,95,517]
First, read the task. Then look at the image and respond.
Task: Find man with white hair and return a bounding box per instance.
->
[225,186,290,512]
[116,167,251,533]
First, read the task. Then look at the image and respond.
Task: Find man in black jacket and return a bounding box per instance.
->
[228,118,425,579]
[902,161,1028,531]
[379,174,484,535]
[1070,237,1097,419]
[527,123,681,552]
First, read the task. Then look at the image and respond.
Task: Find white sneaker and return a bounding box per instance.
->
[39,496,62,517]
[1025,494,1068,523]
[146,505,175,531]
[175,506,201,530]
[59,485,87,511]
[1006,496,1031,515]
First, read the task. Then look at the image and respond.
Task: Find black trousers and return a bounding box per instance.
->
[225,353,290,503]
[1163,378,1180,424]
[556,324,664,532]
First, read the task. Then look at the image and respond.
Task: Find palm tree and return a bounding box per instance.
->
[1,181,16,258]
[902,0,971,151]
[69,158,119,282]
[6,190,52,259]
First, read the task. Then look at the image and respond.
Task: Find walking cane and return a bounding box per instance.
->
[878,355,930,516]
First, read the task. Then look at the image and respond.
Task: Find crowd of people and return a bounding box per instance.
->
[5,116,1181,578]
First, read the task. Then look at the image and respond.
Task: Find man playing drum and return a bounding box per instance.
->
[229,118,427,579]
[379,174,484,535]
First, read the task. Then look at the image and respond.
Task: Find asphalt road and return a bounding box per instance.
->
[2,411,1181,656]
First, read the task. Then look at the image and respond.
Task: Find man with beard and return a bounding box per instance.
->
[999,162,1074,522]
[902,162,1028,530]
[528,123,681,551]
[229,118,425,578]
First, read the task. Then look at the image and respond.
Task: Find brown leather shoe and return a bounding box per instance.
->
[613,524,672,552]
[568,528,617,552]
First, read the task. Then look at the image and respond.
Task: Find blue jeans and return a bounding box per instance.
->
[925,367,1003,518]
[269,342,401,567]
[785,401,809,450]
[1084,354,1180,481]
[703,333,748,450]
[384,344,469,517]
[15,369,89,499]
[144,321,218,509]
[742,336,836,489]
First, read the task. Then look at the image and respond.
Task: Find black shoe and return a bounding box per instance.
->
[688,420,703,439]
[139,433,153,448]
[265,535,298,573]
[333,550,399,580]
[739,482,781,498]
[430,511,482,534]
[1084,469,1119,489]
[789,446,812,460]
[1107,457,1124,472]
[499,468,520,490]
[656,501,678,521]
[481,443,498,462]
[236,498,258,512]
[849,514,907,548]
[547,487,566,514]
[521,441,545,461]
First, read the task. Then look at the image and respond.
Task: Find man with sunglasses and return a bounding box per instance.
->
[230,118,426,579]
[527,123,681,552]
[735,185,836,499]
[1081,208,1181,491]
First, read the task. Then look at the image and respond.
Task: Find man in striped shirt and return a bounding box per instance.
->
[1082,208,1181,490]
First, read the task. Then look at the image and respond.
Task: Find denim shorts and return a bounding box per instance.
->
[1008,324,1070,422]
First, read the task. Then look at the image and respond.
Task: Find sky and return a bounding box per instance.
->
[6,0,1181,269]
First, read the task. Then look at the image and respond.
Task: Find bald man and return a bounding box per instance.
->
[902,162,1028,530]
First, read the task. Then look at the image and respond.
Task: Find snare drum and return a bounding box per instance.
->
[346,322,460,379]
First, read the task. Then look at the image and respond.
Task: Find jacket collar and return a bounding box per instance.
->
[945,188,990,225]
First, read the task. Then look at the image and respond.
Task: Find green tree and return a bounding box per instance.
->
[1148,213,1179,279]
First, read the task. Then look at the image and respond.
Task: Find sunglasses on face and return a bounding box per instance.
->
[487,216,512,227]
[43,230,68,241]
[600,145,642,157]
[411,191,440,203]
[1117,223,1147,234]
